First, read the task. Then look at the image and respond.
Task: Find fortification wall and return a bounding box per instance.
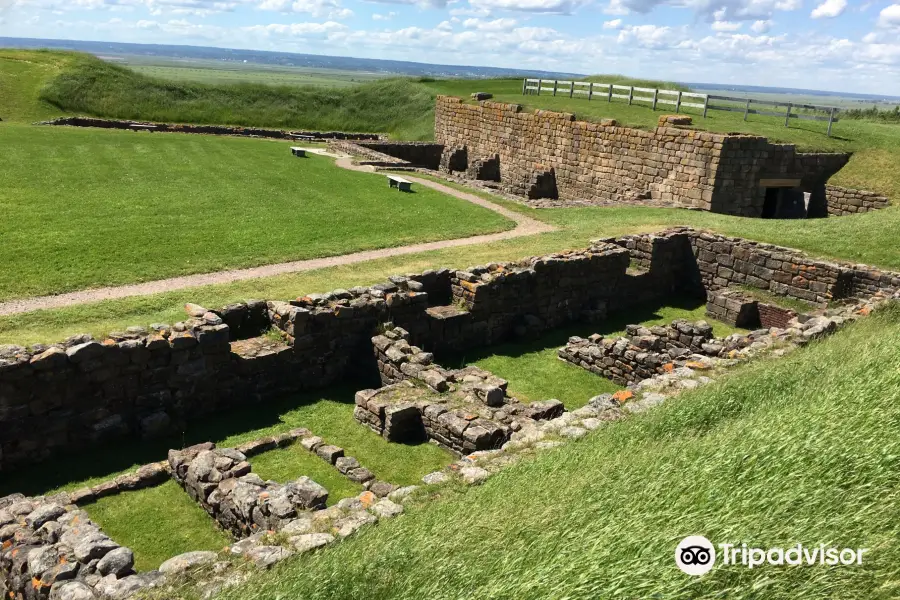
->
[434,96,850,217]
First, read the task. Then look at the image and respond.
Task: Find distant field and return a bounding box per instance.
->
[0,123,513,301]
[111,54,391,88]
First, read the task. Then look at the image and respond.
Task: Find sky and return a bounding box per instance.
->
[1,0,900,94]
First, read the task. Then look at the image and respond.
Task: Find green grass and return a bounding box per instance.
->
[125,61,388,88]
[0,50,71,122]
[448,296,742,409]
[216,301,900,600]
[29,50,436,139]
[0,122,512,302]
[82,480,231,572]
[7,193,900,346]
[250,445,363,505]
[0,384,450,498]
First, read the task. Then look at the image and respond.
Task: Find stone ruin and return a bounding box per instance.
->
[328,96,890,218]
[3,226,900,598]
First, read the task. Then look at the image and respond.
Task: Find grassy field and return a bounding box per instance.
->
[212,302,900,600]
[453,296,743,409]
[83,481,231,572]
[116,55,389,88]
[0,122,512,301]
[5,180,900,346]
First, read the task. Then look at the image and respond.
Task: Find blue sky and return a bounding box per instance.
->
[2,0,900,94]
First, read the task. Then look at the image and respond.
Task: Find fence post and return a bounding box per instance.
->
[589,82,594,100]
[743,98,751,121]
[784,103,792,127]
[676,91,682,113]
[537,79,541,95]
[522,79,526,95]
[570,81,575,98]
[607,84,612,102]
[702,95,709,118]
[628,86,634,105]
[553,80,558,96]
[827,107,836,137]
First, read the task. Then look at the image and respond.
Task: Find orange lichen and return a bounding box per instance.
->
[612,390,634,402]
[359,491,377,509]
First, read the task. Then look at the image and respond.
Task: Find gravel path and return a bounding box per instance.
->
[0,155,554,316]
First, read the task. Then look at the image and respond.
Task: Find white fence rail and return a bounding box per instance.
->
[521,78,840,136]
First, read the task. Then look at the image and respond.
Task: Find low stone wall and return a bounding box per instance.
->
[169,441,328,538]
[826,185,890,215]
[40,117,380,140]
[4,227,900,473]
[559,320,717,386]
[0,496,160,600]
[358,326,563,454]
[706,289,761,328]
[353,141,444,170]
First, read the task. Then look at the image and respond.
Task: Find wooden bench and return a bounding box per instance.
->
[290,147,306,158]
[387,175,412,192]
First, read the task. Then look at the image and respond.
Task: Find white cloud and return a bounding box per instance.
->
[616,23,677,48]
[436,18,453,29]
[256,0,351,19]
[877,4,900,28]
[602,18,622,28]
[462,16,517,29]
[243,20,346,35]
[750,19,771,32]
[712,20,742,30]
[371,10,396,18]
[603,0,802,20]
[810,0,846,19]
[449,5,491,15]
[468,0,581,14]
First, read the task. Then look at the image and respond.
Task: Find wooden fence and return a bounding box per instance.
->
[521,78,840,136]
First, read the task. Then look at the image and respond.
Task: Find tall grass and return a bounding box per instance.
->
[38,53,437,138]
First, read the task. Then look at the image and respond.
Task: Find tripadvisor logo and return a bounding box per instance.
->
[675,536,869,576]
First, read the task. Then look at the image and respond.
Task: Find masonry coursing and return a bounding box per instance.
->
[433,96,858,217]
[3,228,899,473]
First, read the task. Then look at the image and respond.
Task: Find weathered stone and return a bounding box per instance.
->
[289,533,334,553]
[158,550,217,575]
[49,581,97,600]
[246,545,293,568]
[96,547,135,577]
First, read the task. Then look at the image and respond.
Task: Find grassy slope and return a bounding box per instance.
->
[0,123,512,301]
[218,304,900,600]
[36,51,435,139]
[0,49,73,122]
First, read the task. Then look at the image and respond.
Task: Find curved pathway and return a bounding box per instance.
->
[0,154,554,316]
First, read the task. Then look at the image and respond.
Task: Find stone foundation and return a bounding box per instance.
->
[3,228,900,473]
[41,117,379,141]
[705,289,761,328]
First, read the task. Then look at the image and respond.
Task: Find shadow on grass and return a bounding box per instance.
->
[0,382,366,497]
[441,295,707,367]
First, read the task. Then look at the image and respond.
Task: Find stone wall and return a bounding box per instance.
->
[826,185,891,216]
[168,441,328,538]
[41,117,380,141]
[434,96,851,217]
[559,320,717,386]
[0,496,160,600]
[4,227,900,473]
